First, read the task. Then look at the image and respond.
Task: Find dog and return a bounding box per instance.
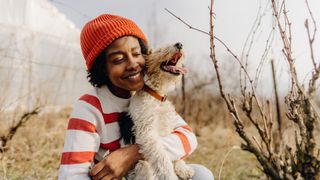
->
[119,42,194,180]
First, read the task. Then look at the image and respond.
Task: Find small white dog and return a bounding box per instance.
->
[120,42,194,180]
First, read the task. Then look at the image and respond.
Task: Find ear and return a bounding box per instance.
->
[147,48,152,55]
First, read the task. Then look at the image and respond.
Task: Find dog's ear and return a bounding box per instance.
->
[147,48,152,55]
[143,48,152,59]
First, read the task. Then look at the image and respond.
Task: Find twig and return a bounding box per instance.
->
[305,0,319,97]
[164,8,209,36]
[218,146,240,180]
[0,107,40,152]
[254,23,276,86]
[240,0,267,92]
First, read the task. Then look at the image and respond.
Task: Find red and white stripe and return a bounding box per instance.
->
[161,115,197,161]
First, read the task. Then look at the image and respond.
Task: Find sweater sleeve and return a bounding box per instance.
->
[161,114,198,161]
[58,99,101,180]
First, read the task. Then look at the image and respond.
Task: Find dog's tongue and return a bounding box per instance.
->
[171,66,188,74]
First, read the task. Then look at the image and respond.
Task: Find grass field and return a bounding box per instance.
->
[0,107,266,180]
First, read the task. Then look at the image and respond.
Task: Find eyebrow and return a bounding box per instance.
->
[106,46,141,57]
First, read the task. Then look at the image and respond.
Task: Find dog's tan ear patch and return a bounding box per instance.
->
[147,48,153,55]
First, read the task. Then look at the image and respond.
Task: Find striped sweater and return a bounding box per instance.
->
[58,86,197,180]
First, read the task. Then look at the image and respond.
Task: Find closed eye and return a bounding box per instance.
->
[133,53,141,57]
[112,58,125,64]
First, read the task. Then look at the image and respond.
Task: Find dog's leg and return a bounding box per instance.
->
[174,160,195,180]
[134,128,178,180]
[135,160,156,180]
[128,160,155,180]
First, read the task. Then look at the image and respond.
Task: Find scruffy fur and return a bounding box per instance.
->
[125,43,194,180]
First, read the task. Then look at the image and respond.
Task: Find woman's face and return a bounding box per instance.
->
[104,36,145,98]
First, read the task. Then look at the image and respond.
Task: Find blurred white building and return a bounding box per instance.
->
[0,0,90,110]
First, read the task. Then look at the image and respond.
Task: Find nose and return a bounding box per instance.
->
[126,55,140,70]
[174,42,183,50]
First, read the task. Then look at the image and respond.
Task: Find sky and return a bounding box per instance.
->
[50,0,320,95]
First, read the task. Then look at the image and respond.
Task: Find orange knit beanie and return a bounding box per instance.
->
[80,14,147,71]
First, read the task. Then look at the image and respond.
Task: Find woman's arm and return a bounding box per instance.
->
[59,99,100,180]
[161,114,198,161]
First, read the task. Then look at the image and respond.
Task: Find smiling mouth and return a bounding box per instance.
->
[127,72,140,79]
[123,71,142,80]
[160,52,188,75]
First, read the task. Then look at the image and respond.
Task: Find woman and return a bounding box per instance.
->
[58,14,214,180]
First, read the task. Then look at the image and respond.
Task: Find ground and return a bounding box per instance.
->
[0,108,266,180]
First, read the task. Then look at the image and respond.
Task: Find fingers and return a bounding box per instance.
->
[91,167,111,180]
[92,169,121,180]
[90,161,106,177]
[101,174,117,180]
[90,166,123,180]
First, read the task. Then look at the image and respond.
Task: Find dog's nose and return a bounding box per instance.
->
[174,42,183,50]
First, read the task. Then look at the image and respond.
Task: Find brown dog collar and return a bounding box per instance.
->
[142,85,167,102]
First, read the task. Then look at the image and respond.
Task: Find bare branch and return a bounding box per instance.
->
[164,8,209,36]
[304,0,319,97]
[0,106,40,152]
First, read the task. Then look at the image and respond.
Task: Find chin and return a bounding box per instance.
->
[131,82,144,91]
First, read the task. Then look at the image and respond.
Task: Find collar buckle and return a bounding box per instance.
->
[161,95,167,102]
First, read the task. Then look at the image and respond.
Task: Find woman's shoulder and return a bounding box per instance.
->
[74,86,103,111]
[74,85,129,114]
[77,88,99,102]
[68,87,104,129]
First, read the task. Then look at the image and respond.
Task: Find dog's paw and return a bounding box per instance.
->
[157,174,178,180]
[174,161,195,180]
[176,166,194,180]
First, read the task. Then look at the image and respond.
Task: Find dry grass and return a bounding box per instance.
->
[0,108,70,180]
[187,125,265,180]
[0,105,266,179]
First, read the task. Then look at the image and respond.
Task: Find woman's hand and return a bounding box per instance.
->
[89,144,142,180]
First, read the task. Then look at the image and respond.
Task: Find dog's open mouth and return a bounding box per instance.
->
[160,52,188,75]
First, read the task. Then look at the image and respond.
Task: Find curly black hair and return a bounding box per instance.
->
[87,38,148,87]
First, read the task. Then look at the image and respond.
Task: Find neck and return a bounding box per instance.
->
[107,84,132,99]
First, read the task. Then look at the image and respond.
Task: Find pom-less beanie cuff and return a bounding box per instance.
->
[80,14,147,71]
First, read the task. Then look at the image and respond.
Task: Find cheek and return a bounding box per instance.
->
[105,63,119,81]
[138,56,146,66]
[106,66,122,79]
